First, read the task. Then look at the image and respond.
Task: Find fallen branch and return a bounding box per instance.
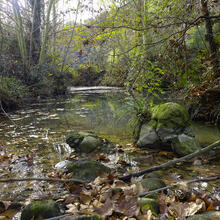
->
[0,177,85,184]
[117,139,220,182]
[138,176,220,197]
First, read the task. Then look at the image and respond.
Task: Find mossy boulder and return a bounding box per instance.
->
[187,211,220,220]
[138,198,159,215]
[66,132,114,154]
[66,158,111,182]
[171,134,201,156]
[141,178,166,191]
[136,102,201,156]
[61,215,102,220]
[21,200,61,220]
[150,102,190,130]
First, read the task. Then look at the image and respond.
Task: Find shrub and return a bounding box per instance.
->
[0,76,28,110]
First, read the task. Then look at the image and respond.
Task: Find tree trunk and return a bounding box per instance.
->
[39,0,54,66]
[11,0,28,68]
[201,0,219,77]
[29,0,41,64]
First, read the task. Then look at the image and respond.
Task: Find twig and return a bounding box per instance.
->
[0,177,85,184]
[116,139,220,182]
[138,176,220,197]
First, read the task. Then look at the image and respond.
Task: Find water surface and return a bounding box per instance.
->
[0,87,219,201]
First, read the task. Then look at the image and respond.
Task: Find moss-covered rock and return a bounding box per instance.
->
[187,211,220,220]
[150,102,190,129]
[138,198,159,215]
[21,200,61,220]
[171,134,201,156]
[66,132,114,154]
[66,133,84,150]
[61,215,102,220]
[66,158,111,182]
[141,178,166,191]
[136,102,201,156]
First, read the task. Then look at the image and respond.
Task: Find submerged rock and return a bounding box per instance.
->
[21,200,61,220]
[66,158,111,182]
[140,172,166,199]
[171,134,201,156]
[187,211,220,220]
[136,102,201,156]
[66,132,114,154]
[141,178,166,191]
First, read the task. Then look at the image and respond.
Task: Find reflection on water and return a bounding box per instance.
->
[0,87,220,201]
[192,122,220,145]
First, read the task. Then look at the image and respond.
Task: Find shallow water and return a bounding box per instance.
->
[0,87,219,201]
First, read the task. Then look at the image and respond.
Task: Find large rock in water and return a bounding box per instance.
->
[66,158,111,182]
[66,132,114,154]
[136,102,201,156]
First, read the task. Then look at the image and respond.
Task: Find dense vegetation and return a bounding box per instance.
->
[0,0,219,123]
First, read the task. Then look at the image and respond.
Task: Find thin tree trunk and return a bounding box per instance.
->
[60,0,80,73]
[201,0,219,77]
[0,14,4,57]
[39,0,54,66]
[29,0,41,64]
[11,0,28,68]
[52,0,56,56]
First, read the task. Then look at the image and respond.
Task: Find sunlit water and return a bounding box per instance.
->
[0,87,219,201]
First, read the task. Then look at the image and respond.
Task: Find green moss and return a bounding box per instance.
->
[150,102,190,129]
[67,158,111,182]
[141,178,166,191]
[138,198,159,215]
[21,200,61,220]
[66,133,84,148]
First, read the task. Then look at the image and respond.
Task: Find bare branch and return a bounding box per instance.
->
[0,177,85,184]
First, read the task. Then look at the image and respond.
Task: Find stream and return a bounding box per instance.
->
[0,87,220,202]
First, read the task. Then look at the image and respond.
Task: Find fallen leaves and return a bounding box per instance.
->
[0,201,23,220]
[63,177,147,219]
[158,189,220,219]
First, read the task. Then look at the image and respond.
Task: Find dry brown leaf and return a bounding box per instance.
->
[168,199,205,218]
[115,197,140,217]
[94,198,114,219]
[92,199,103,208]
[99,186,112,203]
[137,210,153,220]
[66,203,79,214]
[80,193,92,205]
[65,195,79,204]
[112,180,128,188]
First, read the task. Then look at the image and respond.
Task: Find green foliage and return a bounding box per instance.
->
[0,76,28,108]
[27,63,70,96]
